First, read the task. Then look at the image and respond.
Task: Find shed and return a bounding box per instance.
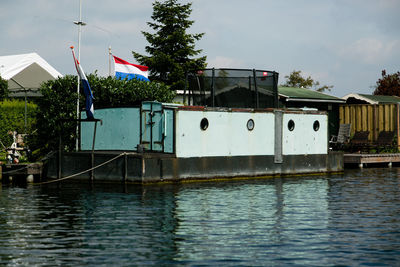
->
[342,93,400,104]
[340,94,400,148]
[278,86,346,137]
[0,52,62,97]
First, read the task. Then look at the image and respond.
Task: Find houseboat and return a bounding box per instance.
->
[45,69,343,183]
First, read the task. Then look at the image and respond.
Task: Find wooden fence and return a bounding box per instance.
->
[339,103,400,148]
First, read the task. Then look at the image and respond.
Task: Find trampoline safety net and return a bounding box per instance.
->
[184,68,279,108]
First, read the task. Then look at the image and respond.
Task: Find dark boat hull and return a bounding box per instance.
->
[45,151,343,183]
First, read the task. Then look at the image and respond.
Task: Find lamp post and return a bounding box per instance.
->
[73,0,86,151]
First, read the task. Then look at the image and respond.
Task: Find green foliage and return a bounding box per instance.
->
[132,0,207,92]
[30,73,175,158]
[31,75,78,158]
[283,70,333,92]
[373,70,400,96]
[0,99,37,148]
[0,75,9,101]
[88,73,175,108]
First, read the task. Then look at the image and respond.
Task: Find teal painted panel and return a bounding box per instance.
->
[81,108,140,150]
[163,108,174,153]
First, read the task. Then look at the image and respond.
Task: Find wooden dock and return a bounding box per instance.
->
[344,153,400,168]
[0,163,43,183]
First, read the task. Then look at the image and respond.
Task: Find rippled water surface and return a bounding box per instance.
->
[1,168,400,266]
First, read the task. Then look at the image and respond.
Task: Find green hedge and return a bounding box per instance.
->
[89,74,176,108]
[0,99,37,148]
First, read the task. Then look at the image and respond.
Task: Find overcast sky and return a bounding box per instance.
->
[1,0,399,97]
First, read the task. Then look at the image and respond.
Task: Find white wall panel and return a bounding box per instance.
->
[282,113,328,155]
[175,110,275,158]
[175,110,328,158]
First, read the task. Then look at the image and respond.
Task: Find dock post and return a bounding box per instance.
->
[124,153,127,182]
[58,134,62,179]
[90,121,98,181]
[90,153,94,181]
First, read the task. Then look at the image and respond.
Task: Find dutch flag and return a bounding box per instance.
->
[113,55,150,82]
[71,46,94,120]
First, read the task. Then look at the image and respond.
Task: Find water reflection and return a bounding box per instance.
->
[172,178,330,265]
[0,169,400,265]
[326,168,400,266]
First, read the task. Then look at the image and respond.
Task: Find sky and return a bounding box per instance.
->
[1,0,399,97]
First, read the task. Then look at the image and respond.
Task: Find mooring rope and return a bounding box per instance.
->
[33,152,128,185]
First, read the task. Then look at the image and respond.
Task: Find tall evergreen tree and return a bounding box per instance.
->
[132,0,206,91]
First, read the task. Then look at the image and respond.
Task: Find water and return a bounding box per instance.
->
[1,168,400,266]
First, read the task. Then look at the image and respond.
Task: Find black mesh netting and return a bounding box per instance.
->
[185,69,279,108]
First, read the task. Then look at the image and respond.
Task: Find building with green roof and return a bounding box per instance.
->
[342,93,400,104]
[279,86,346,104]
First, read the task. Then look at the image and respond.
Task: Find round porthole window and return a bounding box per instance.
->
[313,120,320,131]
[288,119,295,131]
[247,119,255,131]
[200,118,209,130]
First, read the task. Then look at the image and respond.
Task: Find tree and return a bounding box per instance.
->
[132,0,207,92]
[373,70,400,96]
[0,75,9,101]
[282,70,333,92]
[32,75,79,158]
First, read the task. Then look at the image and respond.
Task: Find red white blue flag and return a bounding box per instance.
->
[71,46,94,120]
[113,56,149,82]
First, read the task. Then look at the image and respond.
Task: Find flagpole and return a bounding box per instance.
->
[108,46,112,77]
[74,0,86,151]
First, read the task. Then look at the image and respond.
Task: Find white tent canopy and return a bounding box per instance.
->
[0,52,62,97]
